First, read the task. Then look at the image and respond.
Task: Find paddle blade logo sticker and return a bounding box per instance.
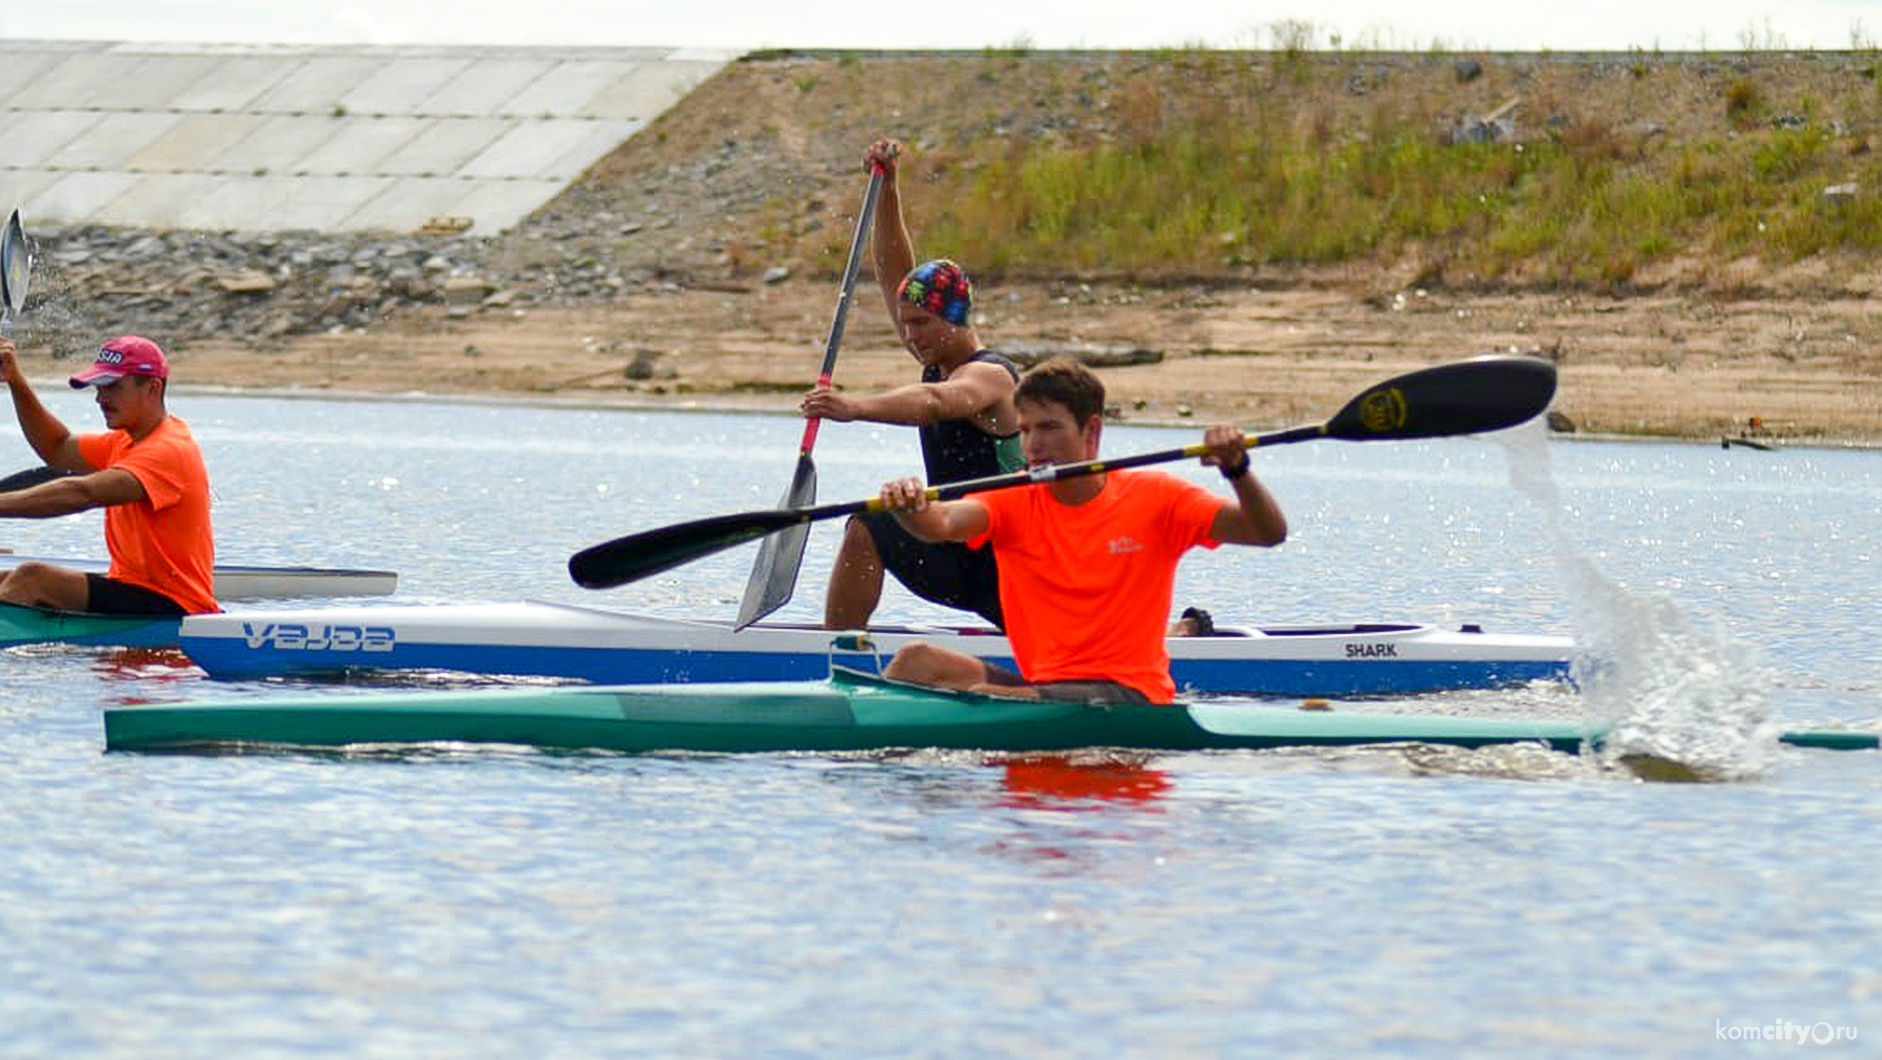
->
[3,252,22,302]
[1357,387,1408,434]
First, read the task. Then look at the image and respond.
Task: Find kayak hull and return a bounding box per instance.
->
[0,563,397,649]
[0,602,181,649]
[0,554,396,601]
[104,668,1591,754]
[178,601,1573,696]
[102,667,1881,756]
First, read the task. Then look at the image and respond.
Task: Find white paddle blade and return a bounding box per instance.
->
[734,457,816,629]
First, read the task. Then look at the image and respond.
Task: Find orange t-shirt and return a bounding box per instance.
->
[970,470,1223,702]
[76,416,219,613]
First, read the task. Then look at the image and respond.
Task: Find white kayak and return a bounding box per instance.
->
[0,554,396,601]
[178,600,1575,696]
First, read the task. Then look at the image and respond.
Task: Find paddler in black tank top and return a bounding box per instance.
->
[799,138,1022,629]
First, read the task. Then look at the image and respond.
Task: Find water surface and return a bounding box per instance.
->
[2,392,1876,1058]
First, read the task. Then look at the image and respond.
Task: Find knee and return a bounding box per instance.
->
[3,561,59,592]
[0,561,73,608]
[884,642,983,690]
[884,641,943,682]
[897,641,941,664]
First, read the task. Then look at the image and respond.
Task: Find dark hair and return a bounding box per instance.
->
[1015,357,1105,424]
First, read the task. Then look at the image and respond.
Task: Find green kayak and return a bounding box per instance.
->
[101,667,1879,755]
[0,601,180,649]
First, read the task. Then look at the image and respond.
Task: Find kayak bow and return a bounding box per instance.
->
[0,602,181,649]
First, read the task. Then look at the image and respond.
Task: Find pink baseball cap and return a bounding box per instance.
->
[70,335,170,388]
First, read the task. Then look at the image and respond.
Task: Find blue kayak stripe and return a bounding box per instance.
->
[182,638,1569,695]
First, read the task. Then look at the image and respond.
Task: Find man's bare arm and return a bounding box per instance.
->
[0,469,146,519]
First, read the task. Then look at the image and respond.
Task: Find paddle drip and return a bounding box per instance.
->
[1494,421,1779,780]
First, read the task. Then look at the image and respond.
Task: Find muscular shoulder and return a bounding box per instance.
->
[968,349,1022,381]
[946,357,1018,392]
[930,358,1018,422]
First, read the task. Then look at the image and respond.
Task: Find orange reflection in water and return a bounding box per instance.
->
[91,647,202,703]
[1000,754,1172,809]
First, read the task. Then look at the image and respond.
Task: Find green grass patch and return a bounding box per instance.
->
[848,56,1882,291]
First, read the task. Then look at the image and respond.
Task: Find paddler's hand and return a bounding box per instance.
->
[878,475,930,514]
[800,385,859,422]
[1200,425,1251,477]
[0,338,21,387]
[863,139,902,178]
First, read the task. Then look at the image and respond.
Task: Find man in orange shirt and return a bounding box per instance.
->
[878,358,1286,703]
[0,334,218,615]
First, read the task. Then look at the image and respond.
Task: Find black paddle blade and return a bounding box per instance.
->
[572,354,1558,592]
[733,456,817,629]
[1323,354,1556,441]
[0,465,74,493]
[570,507,812,590]
[1,210,30,329]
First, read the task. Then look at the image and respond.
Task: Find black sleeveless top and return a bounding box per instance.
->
[918,349,1023,483]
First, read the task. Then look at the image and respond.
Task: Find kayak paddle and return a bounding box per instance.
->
[733,166,885,630]
[0,465,74,493]
[1,209,31,338]
[570,353,1558,591]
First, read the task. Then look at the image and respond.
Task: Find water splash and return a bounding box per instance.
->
[1492,421,1778,780]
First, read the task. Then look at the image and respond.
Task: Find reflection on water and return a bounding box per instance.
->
[999,754,1174,808]
[89,648,203,705]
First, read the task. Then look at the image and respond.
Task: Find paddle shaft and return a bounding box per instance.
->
[797,166,885,456]
[571,354,1558,590]
[573,424,1333,589]
[799,423,1319,524]
[735,167,888,628]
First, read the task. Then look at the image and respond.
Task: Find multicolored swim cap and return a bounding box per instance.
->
[897,259,973,326]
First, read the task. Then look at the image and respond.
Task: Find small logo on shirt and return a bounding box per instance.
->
[1108,536,1143,554]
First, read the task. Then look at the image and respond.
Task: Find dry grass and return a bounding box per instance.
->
[595,50,1882,296]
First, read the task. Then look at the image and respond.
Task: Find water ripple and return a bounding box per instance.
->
[3,395,1877,1058]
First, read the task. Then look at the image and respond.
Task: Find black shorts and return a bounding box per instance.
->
[85,574,188,616]
[859,511,1004,628]
[1032,680,1154,705]
[978,661,1155,704]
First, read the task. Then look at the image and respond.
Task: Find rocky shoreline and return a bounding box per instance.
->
[19,224,554,357]
[13,223,1880,446]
